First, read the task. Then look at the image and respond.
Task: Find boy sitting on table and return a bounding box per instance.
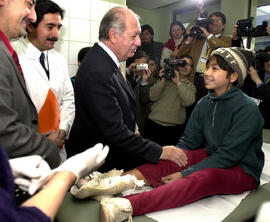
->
[99,47,265,222]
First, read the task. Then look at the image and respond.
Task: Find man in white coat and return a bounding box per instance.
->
[12,0,75,162]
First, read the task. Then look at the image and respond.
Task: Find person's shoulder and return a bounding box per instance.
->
[220,35,232,41]
[78,52,115,79]
[165,38,174,44]
[11,37,28,54]
[188,38,204,48]
[48,49,69,70]
[235,89,260,110]
[0,43,8,57]
[153,41,164,47]
[194,94,210,108]
[0,42,14,67]
[50,48,65,59]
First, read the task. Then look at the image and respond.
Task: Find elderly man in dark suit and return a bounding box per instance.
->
[67,6,186,172]
[0,0,59,168]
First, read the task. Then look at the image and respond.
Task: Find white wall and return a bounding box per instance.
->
[53,0,126,77]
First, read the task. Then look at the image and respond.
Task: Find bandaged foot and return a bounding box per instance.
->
[76,169,124,188]
[70,169,144,199]
[99,197,133,222]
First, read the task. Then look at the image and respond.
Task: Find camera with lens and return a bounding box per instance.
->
[135,63,148,71]
[189,12,214,39]
[237,17,269,37]
[162,58,187,80]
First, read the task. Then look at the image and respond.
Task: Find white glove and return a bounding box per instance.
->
[54,143,109,183]
[9,155,52,195]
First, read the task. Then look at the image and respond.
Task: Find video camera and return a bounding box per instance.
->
[189,12,214,39]
[162,58,187,80]
[237,17,269,37]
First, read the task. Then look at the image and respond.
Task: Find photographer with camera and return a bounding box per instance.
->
[177,10,232,102]
[144,55,196,146]
[160,21,186,68]
[126,50,151,89]
[126,50,159,136]
[242,46,270,129]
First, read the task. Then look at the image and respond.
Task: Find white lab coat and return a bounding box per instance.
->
[12,37,75,139]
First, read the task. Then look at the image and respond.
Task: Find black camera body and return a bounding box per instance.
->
[252,20,268,37]
[162,58,187,80]
[189,12,214,39]
[237,17,268,37]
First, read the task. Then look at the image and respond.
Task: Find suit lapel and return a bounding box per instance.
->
[0,40,35,107]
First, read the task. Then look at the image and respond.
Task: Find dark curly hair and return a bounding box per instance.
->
[31,0,65,28]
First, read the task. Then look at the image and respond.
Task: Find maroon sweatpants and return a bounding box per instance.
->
[124,149,258,215]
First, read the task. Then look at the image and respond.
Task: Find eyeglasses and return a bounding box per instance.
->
[171,28,183,33]
[211,19,223,24]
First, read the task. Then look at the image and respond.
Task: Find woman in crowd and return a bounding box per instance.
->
[160,21,186,68]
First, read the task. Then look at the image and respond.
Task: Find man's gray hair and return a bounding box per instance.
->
[99,6,139,41]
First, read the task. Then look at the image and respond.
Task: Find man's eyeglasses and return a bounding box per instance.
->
[211,19,223,24]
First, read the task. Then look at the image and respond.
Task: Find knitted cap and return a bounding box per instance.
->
[211,47,255,87]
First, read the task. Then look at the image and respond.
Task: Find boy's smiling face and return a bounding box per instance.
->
[204,58,238,97]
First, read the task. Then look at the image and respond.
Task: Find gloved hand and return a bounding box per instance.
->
[54,143,109,183]
[9,155,52,195]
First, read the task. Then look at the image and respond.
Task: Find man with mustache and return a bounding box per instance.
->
[12,0,75,162]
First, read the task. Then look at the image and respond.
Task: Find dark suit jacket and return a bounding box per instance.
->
[0,39,59,168]
[67,43,162,171]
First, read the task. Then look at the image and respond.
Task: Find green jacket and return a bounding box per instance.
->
[178,87,264,183]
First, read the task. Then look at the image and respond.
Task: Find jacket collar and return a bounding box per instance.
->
[207,86,240,101]
[98,41,120,68]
